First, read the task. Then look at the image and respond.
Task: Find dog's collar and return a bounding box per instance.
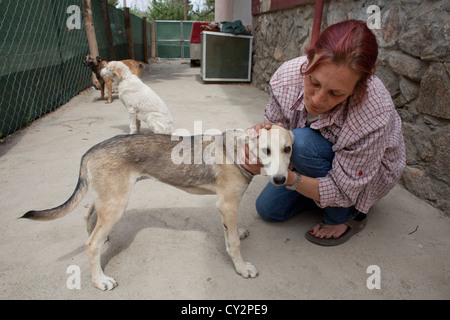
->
[237,163,255,180]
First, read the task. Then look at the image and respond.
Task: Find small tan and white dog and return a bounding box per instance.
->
[83,55,144,104]
[22,125,294,291]
[101,61,174,134]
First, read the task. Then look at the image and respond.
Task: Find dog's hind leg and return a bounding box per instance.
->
[85,204,111,243]
[216,185,258,278]
[85,193,129,291]
[238,228,250,240]
[84,204,97,236]
[146,112,174,134]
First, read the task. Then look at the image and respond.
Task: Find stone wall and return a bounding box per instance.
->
[251,0,450,214]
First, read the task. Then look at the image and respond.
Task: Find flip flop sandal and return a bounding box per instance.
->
[305,216,367,246]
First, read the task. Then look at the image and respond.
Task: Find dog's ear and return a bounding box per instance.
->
[113,65,122,79]
[96,56,104,62]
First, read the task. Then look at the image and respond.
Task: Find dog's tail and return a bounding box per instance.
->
[21,157,89,221]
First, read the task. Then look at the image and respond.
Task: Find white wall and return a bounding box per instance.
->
[233,0,252,26]
[215,0,252,26]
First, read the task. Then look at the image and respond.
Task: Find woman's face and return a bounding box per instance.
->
[304,55,361,115]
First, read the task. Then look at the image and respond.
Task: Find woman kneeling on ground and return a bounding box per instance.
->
[242,20,406,246]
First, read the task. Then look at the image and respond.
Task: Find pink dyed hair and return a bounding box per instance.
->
[302,20,378,97]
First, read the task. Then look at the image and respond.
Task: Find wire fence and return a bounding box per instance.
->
[0,0,152,138]
[156,21,194,59]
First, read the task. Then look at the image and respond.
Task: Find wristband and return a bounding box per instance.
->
[285,172,301,191]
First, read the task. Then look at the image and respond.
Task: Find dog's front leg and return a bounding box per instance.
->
[136,119,141,133]
[106,79,112,104]
[100,81,105,101]
[216,193,258,278]
[127,107,139,134]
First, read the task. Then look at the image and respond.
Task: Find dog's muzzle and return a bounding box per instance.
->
[272,175,286,186]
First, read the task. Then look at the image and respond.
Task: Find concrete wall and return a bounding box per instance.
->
[251,0,450,214]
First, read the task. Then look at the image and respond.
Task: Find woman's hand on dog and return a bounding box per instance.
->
[240,121,282,175]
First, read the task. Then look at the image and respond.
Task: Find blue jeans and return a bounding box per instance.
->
[256,127,357,225]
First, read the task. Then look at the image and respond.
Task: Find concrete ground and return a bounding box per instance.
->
[0,60,449,300]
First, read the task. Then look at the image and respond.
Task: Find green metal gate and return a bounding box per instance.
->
[155,21,193,59]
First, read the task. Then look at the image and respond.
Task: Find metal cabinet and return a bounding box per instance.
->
[201,31,253,82]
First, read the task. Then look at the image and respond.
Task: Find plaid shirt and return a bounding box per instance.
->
[265,56,406,213]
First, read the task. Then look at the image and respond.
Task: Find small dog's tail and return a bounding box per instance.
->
[21,157,89,221]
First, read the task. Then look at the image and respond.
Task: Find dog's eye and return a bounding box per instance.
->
[261,148,271,156]
[284,146,291,153]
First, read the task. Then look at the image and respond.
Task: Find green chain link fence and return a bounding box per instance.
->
[156,21,193,59]
[0,0,152,138]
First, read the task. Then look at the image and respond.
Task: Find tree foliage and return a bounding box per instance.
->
[147,0,192,20]
[145,0,214,21]
[112,0,214,21]
[192,0,214,21]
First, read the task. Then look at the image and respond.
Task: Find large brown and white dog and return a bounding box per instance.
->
[101,61,174,135]
[22,125,294,291]
[83,55,144,104]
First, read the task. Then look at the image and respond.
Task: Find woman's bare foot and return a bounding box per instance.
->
[309,223,348,239]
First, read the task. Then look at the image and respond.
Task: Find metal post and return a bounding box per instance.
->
[311,0,325,47]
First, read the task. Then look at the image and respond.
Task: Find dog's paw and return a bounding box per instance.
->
[237,262,259,278]
[238,228,250,240]
[93,274,118,291]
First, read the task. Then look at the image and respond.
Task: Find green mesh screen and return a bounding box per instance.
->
[156,21,192,59]
[0,0,152,138]
[0,0,90,138]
